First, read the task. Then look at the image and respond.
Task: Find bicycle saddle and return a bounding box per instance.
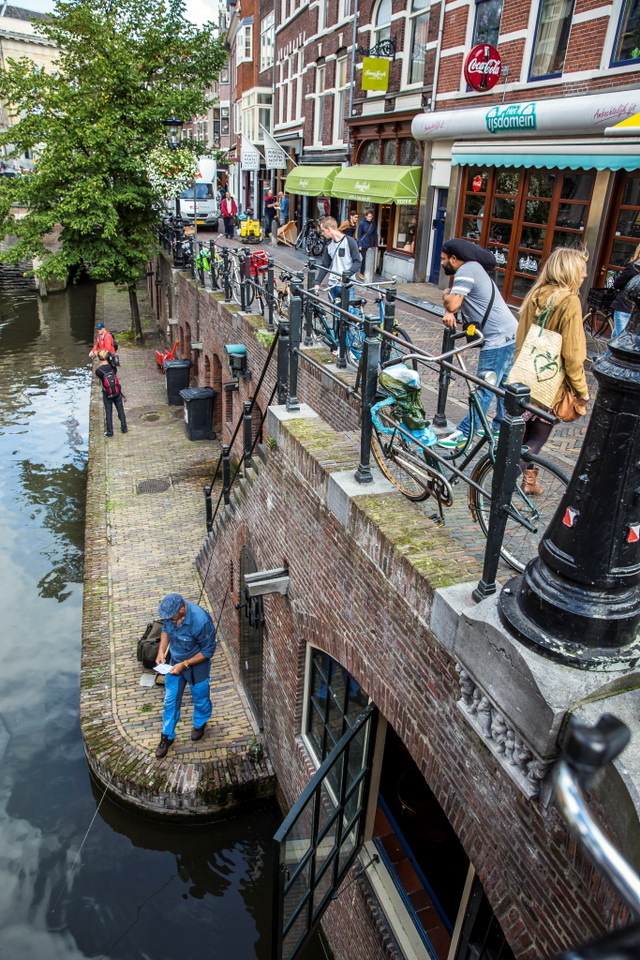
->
[351,298,368,307]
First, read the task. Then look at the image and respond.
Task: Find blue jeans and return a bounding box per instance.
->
[162,672,212,739]
[613,310,631,339]
[458,343,516,436]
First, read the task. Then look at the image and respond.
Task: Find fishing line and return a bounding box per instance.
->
[94,873,177,960]
[49,753,125,918]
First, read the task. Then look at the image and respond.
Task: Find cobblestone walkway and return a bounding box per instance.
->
[81,284,273,816]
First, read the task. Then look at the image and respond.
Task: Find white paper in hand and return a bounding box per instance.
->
[154,663,172,675]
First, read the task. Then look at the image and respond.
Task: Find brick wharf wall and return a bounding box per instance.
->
[153,261,626,960]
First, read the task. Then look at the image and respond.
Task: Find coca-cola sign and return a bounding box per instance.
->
[464,43,502,92]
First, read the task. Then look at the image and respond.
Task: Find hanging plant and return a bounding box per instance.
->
[147,146,198,202]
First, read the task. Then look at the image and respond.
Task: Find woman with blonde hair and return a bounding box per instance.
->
[515,246,589,493]
[609,241,640,340]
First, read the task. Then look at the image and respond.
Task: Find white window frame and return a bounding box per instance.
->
[404,0,431,87]
[372,0,392,45]
[333,56,349,144]
[236,23,253,65]
[260,12,275,72]
[314,64,326,145]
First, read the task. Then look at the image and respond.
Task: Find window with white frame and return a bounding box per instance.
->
[407,0,430,85]
[257,92,272,137]
[472,0,503,46]
[373,0,392,44]
[315,64,327,144]
[220,65,229,84]
[260,12,275,71]
[529,0,575,79]
[237,22,253,64]
[333,57,349,142]
[611,0,640,65]
[318,0,330,32]
[339,0,352,19]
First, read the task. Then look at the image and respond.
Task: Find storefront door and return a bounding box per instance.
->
[456,167,595,304]
[429,189,449,284]
[597,172,640,286]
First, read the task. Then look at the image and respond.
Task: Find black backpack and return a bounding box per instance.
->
[137,620,163,669]
[100,366,121,398]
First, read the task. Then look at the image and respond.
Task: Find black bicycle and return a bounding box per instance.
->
[295,219,325,257]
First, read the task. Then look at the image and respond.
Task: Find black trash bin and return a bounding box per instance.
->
[165,359,192,405]
[180,387,218,441]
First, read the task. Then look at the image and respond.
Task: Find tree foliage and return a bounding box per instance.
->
[0,0,227,335]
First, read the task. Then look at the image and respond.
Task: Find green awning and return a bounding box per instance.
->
[284,165,341,196]
[330,165,421,205]
[451,143,640,172]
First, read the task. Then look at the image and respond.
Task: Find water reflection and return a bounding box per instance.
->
[0,283,325,960]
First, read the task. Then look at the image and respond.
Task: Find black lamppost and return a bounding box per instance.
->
[500,277,640,671]
[163,116,184,220]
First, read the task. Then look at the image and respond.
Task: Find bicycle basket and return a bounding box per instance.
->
[586,287,616,310]
[378,364,428,432]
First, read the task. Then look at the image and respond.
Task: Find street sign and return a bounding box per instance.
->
[464,43,502,92]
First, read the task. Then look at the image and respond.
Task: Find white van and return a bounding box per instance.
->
[178,157,219,229]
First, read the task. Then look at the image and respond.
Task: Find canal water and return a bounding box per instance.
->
[0,283,325,960]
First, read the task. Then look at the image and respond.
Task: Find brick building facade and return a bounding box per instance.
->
[149,262,640,960]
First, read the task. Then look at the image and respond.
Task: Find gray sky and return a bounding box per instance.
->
[11,0,220,23]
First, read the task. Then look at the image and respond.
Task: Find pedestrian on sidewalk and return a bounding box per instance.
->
[438,238,517,450]
[89,323,118,359]
[95,349,127,437]
[221,194,237,239]
[609,242,640,341]
[357,210,378,281]
[339,210,359,238]
[154,593,217,759]
[314,216,362,306]
[514,247,589,494]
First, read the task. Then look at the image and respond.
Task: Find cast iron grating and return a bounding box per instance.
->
[136,477,172,495]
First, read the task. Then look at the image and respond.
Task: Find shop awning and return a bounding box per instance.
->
[284,165,341,196]
[330,165,421,205]
[451,139,640,172]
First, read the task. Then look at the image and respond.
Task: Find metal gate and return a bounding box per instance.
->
[239,546,264,725]
[271,704,378,960]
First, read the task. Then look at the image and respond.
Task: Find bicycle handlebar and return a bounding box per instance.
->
[554,715,640,917]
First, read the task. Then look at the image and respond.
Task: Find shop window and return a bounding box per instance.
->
[457,166,593,303]
[472,0,503,46]
[305,648,369,765]
[400,138,421,166]
[359,139,382,164]
[383,139,396,164]
[373,0,392,44]
[611,0,640,65]
[408,0,430,84]
[393,205,418,254]
[599,173,640,287]
[529,0,576,80]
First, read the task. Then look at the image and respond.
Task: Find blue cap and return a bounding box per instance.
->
[96,323,104,330]
[158,593,184,618]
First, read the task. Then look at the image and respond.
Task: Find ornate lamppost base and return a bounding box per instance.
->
[499,562,640,672]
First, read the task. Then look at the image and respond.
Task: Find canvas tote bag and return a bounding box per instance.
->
[507,299,564,408]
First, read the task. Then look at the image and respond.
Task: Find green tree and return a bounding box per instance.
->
[0,0,227,339]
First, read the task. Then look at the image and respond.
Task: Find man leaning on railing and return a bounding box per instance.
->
[313,217,362,304]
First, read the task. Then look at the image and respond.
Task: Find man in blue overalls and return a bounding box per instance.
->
[154,593,217,759]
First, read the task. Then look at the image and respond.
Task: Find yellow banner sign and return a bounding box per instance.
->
[361,58,389,92]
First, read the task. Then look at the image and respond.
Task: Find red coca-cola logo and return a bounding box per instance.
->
[464,43,502,92]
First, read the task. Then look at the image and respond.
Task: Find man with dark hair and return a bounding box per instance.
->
[438,238,517,450]
[154,593,217,759]
[95,349,127,437]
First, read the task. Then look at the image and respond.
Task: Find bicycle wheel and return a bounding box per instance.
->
[311,304,337,350]
[583,308,612,359]
[230,264,255,308]
[471,452,568,573]
[436,404,480,462]
[211,257,222,290]
[306,234,325,257]
[345,320,365,367]
[371,430,431,502]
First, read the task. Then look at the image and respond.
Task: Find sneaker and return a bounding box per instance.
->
[155,734,174,759]
[475,426,500,439]
[438,429,468,450]
[191,725,206,742]
[104,432,113,438]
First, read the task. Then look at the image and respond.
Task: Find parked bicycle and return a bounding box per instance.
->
[370,333,569,573]
[582,286,615,359]
[295,218,325,257]
[195,242,211,285]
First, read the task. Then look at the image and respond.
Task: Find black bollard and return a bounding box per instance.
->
[304,259,316,347]
[433,326,456,429]
[355,320,380,484]
[500,276,640,670]
[381,288,396,367]
[288,274,303,412]
[266,257,275,332]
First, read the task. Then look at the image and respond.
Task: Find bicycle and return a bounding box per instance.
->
[370,334,569,573]
[195,242,211,286]
[208,239,223,290]
[295,218,325,257]
[582,286,615,359]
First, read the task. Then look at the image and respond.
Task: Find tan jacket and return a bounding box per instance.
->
[516,284,588,403]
